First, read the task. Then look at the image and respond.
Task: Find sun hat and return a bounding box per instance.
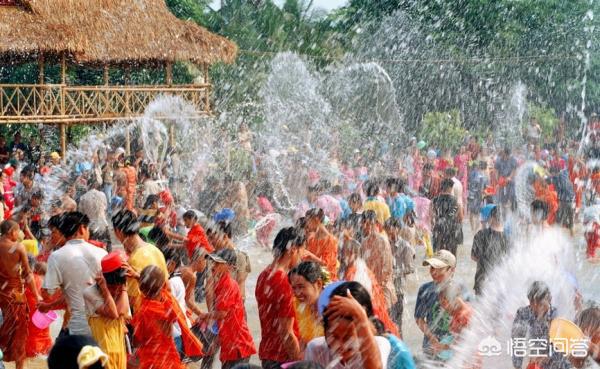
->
[423,250,456,269]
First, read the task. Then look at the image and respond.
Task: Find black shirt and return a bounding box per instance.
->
[471,228,510,294]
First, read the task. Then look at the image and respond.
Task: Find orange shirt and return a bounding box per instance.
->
[185,223,213,258]
[450,303,473,334]
[306,233,338,278]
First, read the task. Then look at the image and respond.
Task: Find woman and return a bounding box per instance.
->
[83,252,130,369]
[304,281,390,369]
[304,208,338,279]
[138,194,160,229]
[340,240,398,336]
[289,261,327,351]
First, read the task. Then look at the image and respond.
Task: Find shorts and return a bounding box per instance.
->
[556,201,574,229]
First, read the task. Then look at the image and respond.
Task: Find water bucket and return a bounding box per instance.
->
[32,310,58,329]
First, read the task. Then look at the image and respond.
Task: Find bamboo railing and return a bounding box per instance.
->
[0,83,212,123]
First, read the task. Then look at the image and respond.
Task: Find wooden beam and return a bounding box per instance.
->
[125,128,131,157]
[60,54,67,84]
[203,63,209,84]
[103,64,109,85]
[165,61,173,85]
[38,53,45,84]
[169,123,175,148]
[60,123,66,162]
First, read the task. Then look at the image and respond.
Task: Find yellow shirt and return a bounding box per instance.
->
[363,198,391,225]
[294,299,324,346]
[127,242,169,311]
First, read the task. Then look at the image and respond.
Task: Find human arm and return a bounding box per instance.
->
[19,243,41,302]
[275,316,301,361]
[92,274,120,319]
[181,268,205,317]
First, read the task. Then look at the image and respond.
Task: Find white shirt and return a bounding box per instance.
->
[43,239,107,335]
[451,177,464,208]
[305,336,391,369]
[78,189,109,233]
[169,275,189,337]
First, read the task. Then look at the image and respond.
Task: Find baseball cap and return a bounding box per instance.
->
[50,152,61,160]
[101,251,128,273]
[480,204,497,222]
[423,250,456,269]
[206,248,237,266]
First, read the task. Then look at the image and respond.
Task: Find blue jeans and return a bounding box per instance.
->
[103,184,113,215]
[174,335,184,359]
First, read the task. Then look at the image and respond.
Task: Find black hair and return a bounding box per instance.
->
[384,217,402,229]
[163,247,184,267]
[361,209,377,223]
[48,214,65,230]
[103,269,126,285]
[305,208,325,222]
[531,199,549,221]
[272,227,304,259]
[148,226,169,249]
[288,261,325,284]
[230,365,263,369]
[143,194,160,210]
[527,281,551,303]
[323,281,374,332]
[440,178,455,192]
[216,220,232,239]
[445,167,457,177]
[479,160,488,170]
[57,211,90,238]
[48,335,103,369]
[363,180,379,197]
[112,210,140,236]
[348,192,362,205]
[331,185,343,195]
[183,210,198,221]
[423,163,434,171]
[31,191,44,200]
[20,165,35,179]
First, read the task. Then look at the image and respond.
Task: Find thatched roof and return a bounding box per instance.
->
[0,0,237,65]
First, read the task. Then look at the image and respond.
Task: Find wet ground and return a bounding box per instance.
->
[7,221,598,369]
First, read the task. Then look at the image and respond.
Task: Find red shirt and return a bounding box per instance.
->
[255,267,299,362]
[450,304,473,334]
[215,273,256,361]
[185,223,213,257]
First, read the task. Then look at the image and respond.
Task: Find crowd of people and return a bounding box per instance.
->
[0,122,599,369]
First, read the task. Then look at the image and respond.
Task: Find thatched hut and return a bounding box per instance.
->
[0,0,237,156]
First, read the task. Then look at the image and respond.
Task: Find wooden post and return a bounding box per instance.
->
[38,53,45,84]
[165,61,173,85]
[60,53,67,84]
[203,63,209,84]
[103,64,110,85]
[125,128,131,157]
[60,124,66,162]
[169,123,175,148]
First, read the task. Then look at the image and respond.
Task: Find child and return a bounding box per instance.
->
[133,265,202,369]
[384,217,415,336]
[25,256,52,359]
[200,249,256,369]
[439,282,473,336]
[162,248,190,359]
[83,251,130,369]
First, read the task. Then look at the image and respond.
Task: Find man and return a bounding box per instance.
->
[549,166,575,233]
[14,165,39,207]
[445,167,464,212]
[495,147,518,213]
[256,227,303,369]
[363,180,391,225]
[420,163,441,200]
[111,209,168,311]
[431,178,463,256]
[0,136,10,164]
[571,307,600,368]
[78,181,110,249]
[8,132,29,156]
[182,210,213,258]
[386,178,414,221]
[471,204,510,295]
[361,210,396,309]
[41,212,107,335]
[180,248,209,318]
[0,220,40,369]
[415,250,457,358]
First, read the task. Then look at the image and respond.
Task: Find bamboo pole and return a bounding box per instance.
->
[60,54,67,84]
[203,63,209,84]
[38,53,45,84]
[103,64,109,85]
[165,61,173,85]
[169,123,175,148]
[60,124,66,162]
[125,128,131,156]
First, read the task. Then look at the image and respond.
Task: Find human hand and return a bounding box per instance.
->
[324,289,368,324]
[122,263,139,279]
[37,301,51,313]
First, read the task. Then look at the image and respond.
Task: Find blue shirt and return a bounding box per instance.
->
[414,281,451,354]
[387,334,416,369]
[387,194,414,220]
